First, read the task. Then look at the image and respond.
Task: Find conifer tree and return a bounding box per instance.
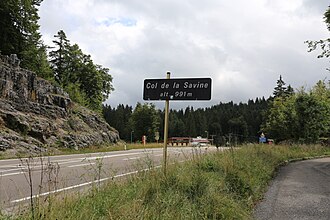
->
[49,30,70,83]
[49,30,114,111]
[0,0,51,76]
[273,75,287,98]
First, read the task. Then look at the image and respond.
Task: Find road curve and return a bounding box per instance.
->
[254,157,330,220]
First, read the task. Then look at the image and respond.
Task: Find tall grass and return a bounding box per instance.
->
[2,144,329,219]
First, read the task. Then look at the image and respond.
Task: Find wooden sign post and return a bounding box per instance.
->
[163,72,170,174]
[143,73,212,174]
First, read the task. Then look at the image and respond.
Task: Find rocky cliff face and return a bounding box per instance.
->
[0,54,119,154]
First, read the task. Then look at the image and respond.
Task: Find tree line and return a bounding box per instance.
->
[103,6,330,145]
[103,77,329,145]
[103,96,268,144]
[1,1,329,145]
[0,0,113,111]
[263,78,330,144]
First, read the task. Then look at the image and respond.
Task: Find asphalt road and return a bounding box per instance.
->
[254,157,330,220]
[0,146,218,211]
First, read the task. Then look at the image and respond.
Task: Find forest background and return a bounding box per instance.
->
[0,1,329,146]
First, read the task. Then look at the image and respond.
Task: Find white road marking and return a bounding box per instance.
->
[56,160,84,165]
[123,157,141,161]
[170,150,186,154]
[44,158,82,163]
[0,151,161,178]
[0,167,26,172]
[0,165,24,168]
[68,163,95,168]
[7,160,83,171]
[10,165,162,204]
[84,152,148,161]
[4,148,195,204]
[0,150,162,167]
[0,172,25,177]
[39,152,149,165]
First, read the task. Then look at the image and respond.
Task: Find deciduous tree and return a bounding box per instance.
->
[129,103,160,142]
[306,6,330,69]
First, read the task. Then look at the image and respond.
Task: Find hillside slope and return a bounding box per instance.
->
[0,54,119,155]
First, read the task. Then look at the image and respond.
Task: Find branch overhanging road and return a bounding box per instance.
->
[254,157,330,220]
[0,146,221,211]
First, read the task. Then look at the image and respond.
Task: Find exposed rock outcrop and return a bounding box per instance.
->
[0,54,119,154]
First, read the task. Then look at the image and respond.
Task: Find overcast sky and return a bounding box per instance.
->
[39,0,329,109]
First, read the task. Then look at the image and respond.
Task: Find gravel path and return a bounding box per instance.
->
[254,157,330,220]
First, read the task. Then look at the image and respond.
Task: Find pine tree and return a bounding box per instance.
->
[285,84,294,96]
[49,30,70,84]
[49,30,114,111]
[273,75,287,98]
[0,0,51,76]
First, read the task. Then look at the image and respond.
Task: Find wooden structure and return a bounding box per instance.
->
[168,137,191,146]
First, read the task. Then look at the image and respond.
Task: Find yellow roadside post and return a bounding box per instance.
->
[163,72,170,175]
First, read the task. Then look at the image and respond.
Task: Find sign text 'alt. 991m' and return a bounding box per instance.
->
[143,78,212,101]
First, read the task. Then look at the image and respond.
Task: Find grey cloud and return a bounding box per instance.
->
[302,0,329,14]
[39,0,329,110]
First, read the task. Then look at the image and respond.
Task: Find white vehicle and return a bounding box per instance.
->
[190,136,209,147]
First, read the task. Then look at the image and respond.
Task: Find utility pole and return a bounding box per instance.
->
[210,134,216,145]
[205,130,209,139]
[130,130,134,144]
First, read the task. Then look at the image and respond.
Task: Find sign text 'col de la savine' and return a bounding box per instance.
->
[143,78,212,101]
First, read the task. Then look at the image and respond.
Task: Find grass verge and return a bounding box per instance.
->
[1,144,329,219]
